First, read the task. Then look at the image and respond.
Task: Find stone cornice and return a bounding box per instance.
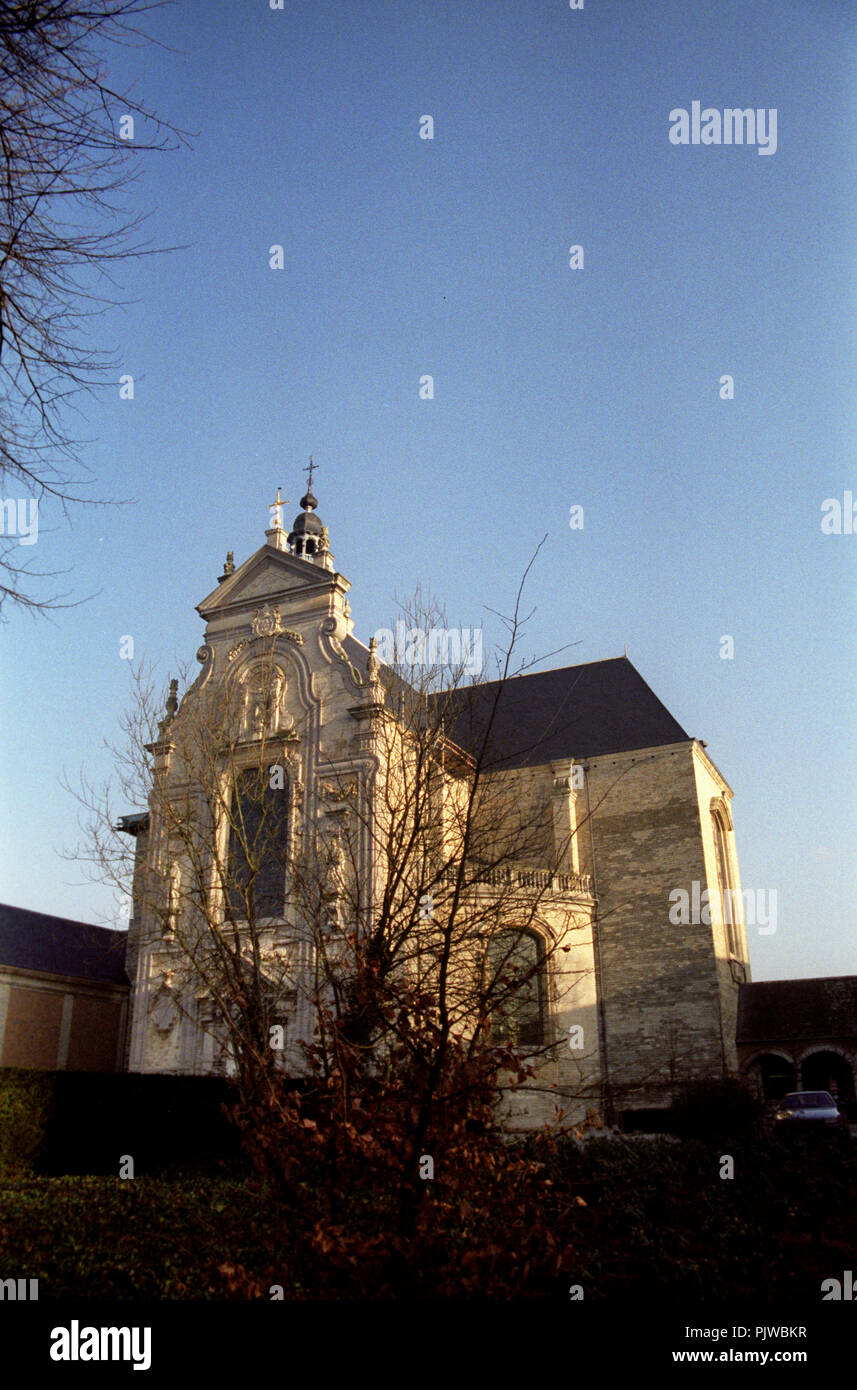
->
[690,738,734,799]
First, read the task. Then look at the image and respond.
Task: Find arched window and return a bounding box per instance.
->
[227,767,290,920]
[711,807,739,957]
[485,930,545,1047]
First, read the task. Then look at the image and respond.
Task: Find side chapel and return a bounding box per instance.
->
[121,474,751,1128]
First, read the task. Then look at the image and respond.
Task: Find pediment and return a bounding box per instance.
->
[197,542,345,620]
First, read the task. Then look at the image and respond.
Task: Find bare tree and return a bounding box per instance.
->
[0,0,183,612]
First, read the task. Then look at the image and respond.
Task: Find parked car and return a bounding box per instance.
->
[774,1091,846,1130]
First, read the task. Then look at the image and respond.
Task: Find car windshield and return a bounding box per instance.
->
[779,1093,834,1109]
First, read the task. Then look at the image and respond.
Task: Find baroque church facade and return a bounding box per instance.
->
[121,481,752,1129]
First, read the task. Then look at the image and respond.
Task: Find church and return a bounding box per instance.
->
[119,475,753,1130]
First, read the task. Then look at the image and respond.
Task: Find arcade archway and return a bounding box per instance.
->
[747,1052,795,1102]
[800,1050,855,1104]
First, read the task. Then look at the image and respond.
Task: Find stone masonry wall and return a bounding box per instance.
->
[581,741,734,1113]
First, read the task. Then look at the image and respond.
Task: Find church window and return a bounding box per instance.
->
[485,929,545,1047]
[712,808,740,957]
[227,767,290,920]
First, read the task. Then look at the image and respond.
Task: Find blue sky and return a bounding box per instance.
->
[1,0,855,982]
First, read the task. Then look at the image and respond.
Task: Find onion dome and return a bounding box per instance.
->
[288,461,326,559]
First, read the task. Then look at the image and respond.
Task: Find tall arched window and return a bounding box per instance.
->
[711,806,739,957]
[227,767,290,920]
[485,930,545,1047]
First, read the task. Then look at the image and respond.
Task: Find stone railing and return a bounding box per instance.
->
[441,862,594,898]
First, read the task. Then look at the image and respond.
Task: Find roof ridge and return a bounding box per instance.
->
[0,903,125,935]
[434,653,631,692]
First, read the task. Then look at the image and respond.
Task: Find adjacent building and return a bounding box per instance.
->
[0,904,128,1071]
[737,976,857,1107]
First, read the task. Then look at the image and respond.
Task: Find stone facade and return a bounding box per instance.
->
[582,741,749,1113]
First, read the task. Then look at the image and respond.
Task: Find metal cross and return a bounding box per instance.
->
[268,487,289,528]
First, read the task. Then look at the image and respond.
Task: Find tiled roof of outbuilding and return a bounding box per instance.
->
[0,903,128,985]
[737,977,857,1043]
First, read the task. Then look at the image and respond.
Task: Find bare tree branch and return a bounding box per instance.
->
[0,0,188,613]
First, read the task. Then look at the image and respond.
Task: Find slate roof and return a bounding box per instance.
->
[0,904,128,985]
[118,650,690,821]
[737,977,857,1044]
[430,656,690,769]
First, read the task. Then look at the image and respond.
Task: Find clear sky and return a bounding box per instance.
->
[1,0,855,983]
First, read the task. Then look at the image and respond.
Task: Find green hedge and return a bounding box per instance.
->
[1,1127,855,1299]
[0,1069,56,1176]
[0,1070,245,1177]
[0,1175,280,1299]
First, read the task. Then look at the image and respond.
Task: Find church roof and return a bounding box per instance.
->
[431,656,690,769]
[737,977,857,1043]
[0,903,128,985]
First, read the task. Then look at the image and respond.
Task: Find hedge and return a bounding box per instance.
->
[0,1069,245,1177]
